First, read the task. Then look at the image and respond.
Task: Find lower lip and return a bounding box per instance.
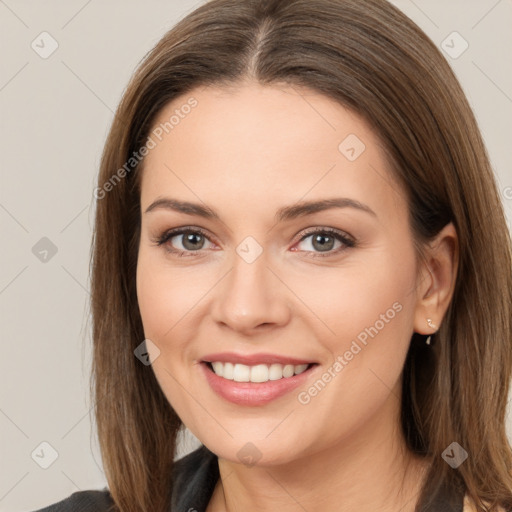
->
[200,362,317,406]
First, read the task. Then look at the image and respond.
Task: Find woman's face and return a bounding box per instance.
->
[136,82,424,465]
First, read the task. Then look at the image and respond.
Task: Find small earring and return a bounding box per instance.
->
[427,318,437,330]
[426,318,437,346]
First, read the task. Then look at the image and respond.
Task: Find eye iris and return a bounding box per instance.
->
[312,233,334,252]
[171,231,341,252]
[182,232,204,250]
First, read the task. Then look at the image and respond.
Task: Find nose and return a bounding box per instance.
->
[210,251,292,335]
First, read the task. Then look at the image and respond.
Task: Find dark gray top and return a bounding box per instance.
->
[31,444,464,511]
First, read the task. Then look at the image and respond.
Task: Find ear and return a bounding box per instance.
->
[413,222,459,335]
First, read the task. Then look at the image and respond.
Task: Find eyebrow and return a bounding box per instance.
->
[144,197,377,221]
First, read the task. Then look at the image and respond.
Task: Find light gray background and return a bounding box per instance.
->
[1,1,511,510]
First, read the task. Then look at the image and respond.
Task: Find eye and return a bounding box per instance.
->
[152,226,356,258]
[293,227,355,257]
[152,227,216,257]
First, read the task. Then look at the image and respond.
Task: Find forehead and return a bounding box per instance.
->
[139,82,405,222]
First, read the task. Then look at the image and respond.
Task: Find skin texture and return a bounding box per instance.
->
[136,82,459,512]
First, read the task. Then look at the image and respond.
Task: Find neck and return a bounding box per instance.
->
[207,387,430,512]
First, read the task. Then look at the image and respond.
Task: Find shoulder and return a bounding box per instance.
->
[463,493,508,512]
[30,488,115,512]
[30,447,218,512]
[171,444,219,511]
[172,443,219,486]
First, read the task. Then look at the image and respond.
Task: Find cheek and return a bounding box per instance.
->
[136,255,170,341]
[289,249,417,417]
[136,248,203,342]
[135,252,188,382]
[288,255,416,439]
[289,253,416,348]
[135,249,220,397]
[135,251,198,407]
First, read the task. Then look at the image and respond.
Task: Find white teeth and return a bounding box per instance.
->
[250,364,269,383]
[211,361,224,377]
[233,363,250,382]
[223,362,234,380]
[294,364,309,375]
[269,363,283,381]
[208,362,311,382]
[282,364,294,378]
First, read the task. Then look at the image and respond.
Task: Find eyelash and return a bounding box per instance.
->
[151,226,356,258]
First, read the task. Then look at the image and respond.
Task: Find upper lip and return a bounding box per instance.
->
[201,352,316,366]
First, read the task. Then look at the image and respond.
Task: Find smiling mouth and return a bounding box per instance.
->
[204,361,317,383]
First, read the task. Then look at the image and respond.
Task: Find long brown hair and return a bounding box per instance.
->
[89,0,512,510]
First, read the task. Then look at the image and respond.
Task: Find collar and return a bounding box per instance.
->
[170,445,465,512]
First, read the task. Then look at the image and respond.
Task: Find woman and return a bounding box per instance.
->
[34,0,512,511]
